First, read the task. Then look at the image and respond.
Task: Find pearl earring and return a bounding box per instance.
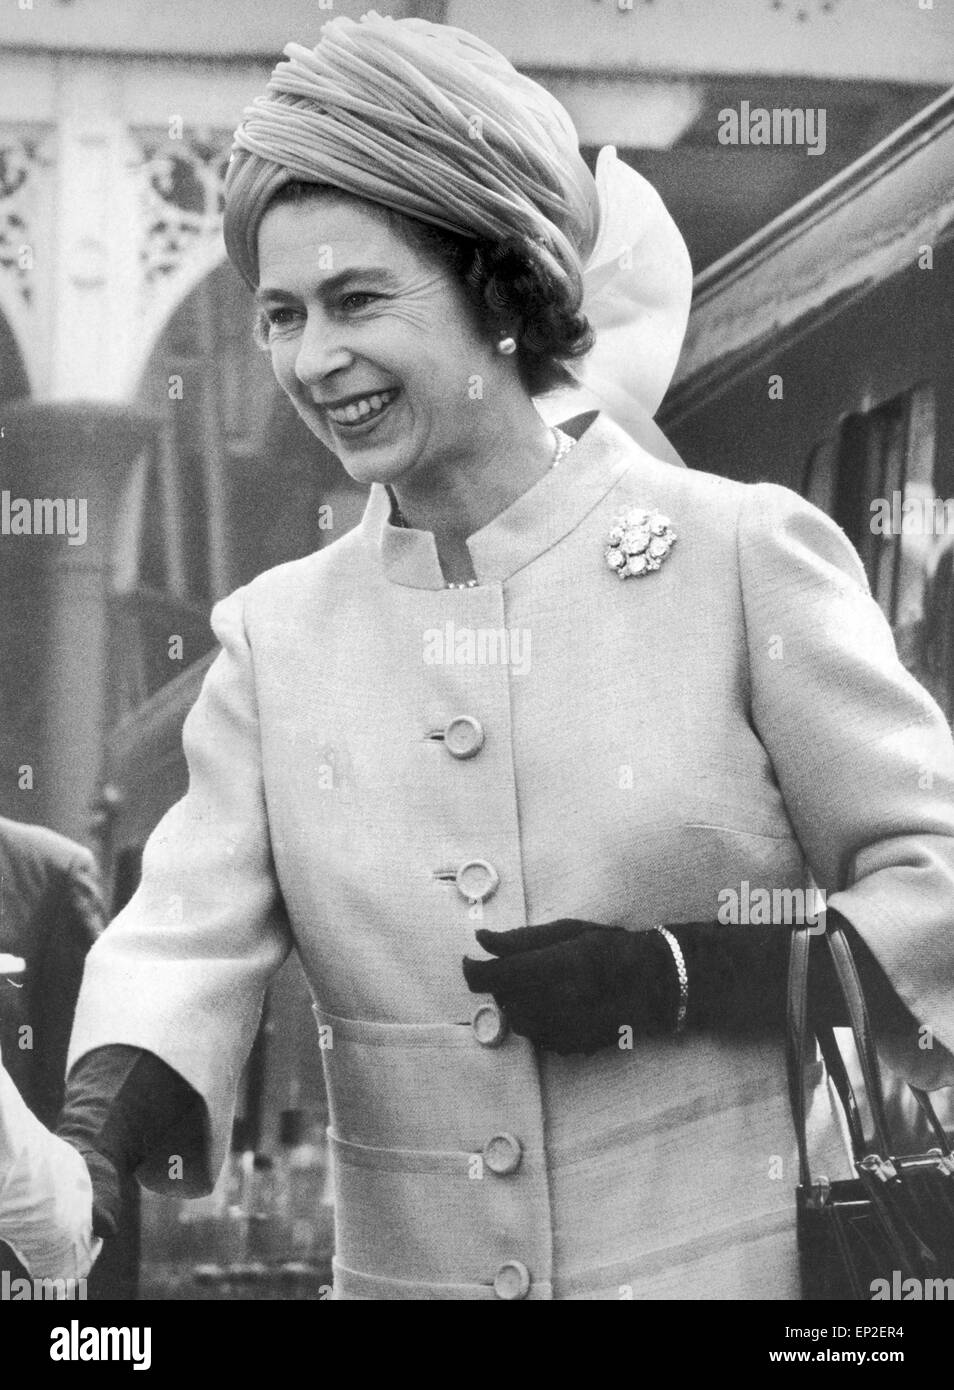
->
[497,335,517,356]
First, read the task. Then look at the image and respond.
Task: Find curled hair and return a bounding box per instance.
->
[254,181,593,396]
[461,237,593,396]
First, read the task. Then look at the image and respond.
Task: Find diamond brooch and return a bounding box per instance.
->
[604,507,677,579]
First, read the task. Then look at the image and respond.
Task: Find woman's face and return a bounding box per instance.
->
[255,193,505,489]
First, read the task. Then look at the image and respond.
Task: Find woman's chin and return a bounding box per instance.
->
[335,450,415,490]
[303,401,417,486]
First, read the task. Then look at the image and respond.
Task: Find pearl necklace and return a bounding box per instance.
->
[388,427,577,590]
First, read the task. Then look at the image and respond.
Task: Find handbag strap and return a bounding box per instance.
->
[822,921,894,1160]
[821,928,954,1162]
[786,926,867,1185]
[786,925,813,1187]
[789,921,954,1190]
[787,921,896,1184]
[816,1024,867,1157]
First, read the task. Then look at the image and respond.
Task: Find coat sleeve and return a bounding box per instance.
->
[32,847,105,1128]
[738,482,954,1091]
[67,587,292,1193]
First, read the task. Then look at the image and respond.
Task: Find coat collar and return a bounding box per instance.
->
[358,413,640,589]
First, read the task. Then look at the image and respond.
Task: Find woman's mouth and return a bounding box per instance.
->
[323,388,400,434]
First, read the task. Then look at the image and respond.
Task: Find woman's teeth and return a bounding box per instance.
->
[327,389,397,425]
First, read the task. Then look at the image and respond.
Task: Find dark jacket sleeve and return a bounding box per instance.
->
[58,1045,203,1237]
[31,849,105,1127]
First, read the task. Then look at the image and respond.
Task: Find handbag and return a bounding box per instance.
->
[787,919,954,1300]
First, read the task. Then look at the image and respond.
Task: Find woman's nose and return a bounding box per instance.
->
[293,313,353,387]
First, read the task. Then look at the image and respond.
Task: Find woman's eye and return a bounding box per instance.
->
[253,306,303,347]
[267,307,303,330]
[338,291,379,312]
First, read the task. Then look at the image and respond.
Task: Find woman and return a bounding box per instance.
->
[3,12,954,1301]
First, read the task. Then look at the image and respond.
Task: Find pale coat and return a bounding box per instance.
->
[69,414,954,1300]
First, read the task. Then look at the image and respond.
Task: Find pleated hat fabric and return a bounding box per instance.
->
[224,10,600,294]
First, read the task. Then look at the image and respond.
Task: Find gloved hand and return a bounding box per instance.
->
[0,1045,101,1281]
[463,914,904,1057]
[462,917,815,1055]
[463,920,680,1055]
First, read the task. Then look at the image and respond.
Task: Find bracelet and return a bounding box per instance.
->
[653,925,688,1034]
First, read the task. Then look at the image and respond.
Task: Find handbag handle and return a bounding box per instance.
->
[820,921,894,1160]
[785,923,813,1187]
[786,919,945,1185]
[823,924,953,1159]
[785,925,875,1185]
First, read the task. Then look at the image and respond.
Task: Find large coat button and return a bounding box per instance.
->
[472,1003,508,1047]
[456,860,499,903]
[444,716,484,760]
[483,1133,523,1176]
[493,1260,531,1300]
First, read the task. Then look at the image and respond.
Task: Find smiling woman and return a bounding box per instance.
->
[252,184,594,398]
[249,188,573,580]
[5,9,954,1304]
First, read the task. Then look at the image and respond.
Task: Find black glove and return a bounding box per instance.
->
[676,913,916,1038]
[462,918,828,1056]
[463,920,680,1055]
[463,915,916,1057]
[58,1046,202,1238]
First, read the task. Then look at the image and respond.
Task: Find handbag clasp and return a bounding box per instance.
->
[858,1153,898,1184]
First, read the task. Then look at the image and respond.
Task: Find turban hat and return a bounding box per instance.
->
[225,11,692,455]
